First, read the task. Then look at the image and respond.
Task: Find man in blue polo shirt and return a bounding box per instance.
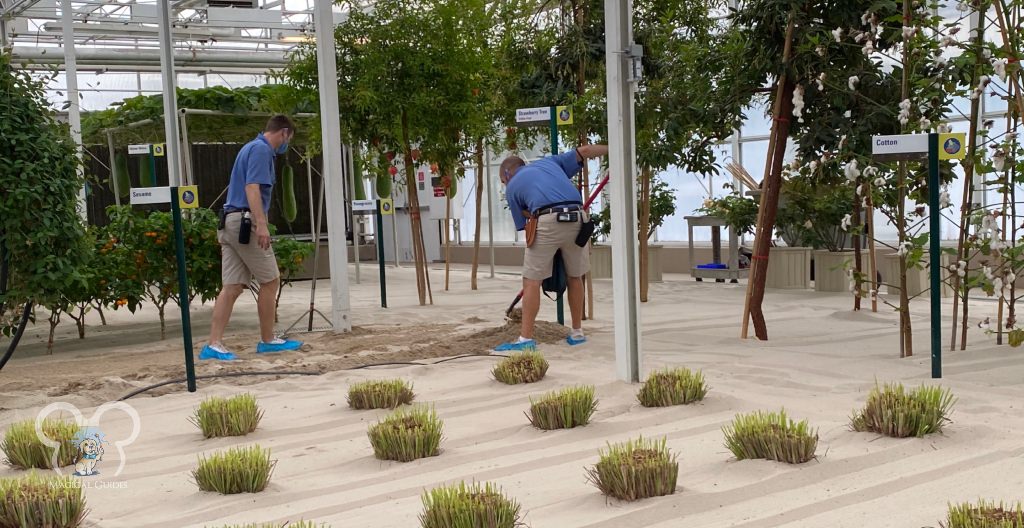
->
[497,144,608,351]
[200,115,302,361]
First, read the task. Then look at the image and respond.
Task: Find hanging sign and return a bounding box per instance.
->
[128,144,151,155]
[178,185,199,209]
[379,198,394,215]
[130,186,172,205]
[153,143,166,157]
[938,133,967,160]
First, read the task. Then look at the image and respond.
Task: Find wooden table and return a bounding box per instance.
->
[685,215,748,283]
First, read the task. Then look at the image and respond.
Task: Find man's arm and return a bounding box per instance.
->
[575,144,609,163]
[245,184,272,250]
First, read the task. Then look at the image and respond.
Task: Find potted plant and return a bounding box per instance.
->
[776,175,855,291]
[590,177,676,282]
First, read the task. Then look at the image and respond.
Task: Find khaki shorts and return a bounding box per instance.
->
[523,212,590,281]
[219,213,280,286]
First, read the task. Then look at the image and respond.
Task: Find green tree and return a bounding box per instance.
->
[0,53,89,340]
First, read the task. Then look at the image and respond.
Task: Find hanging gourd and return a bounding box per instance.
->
[112,153,131,197]
[282,164,298,223]
[138,155,155,187]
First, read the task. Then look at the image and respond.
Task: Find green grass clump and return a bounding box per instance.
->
[492,350,549,385]
[419,481,523,528]
[2,418,80,470]
[367,406,443,462]
[723,409,818,464]
[527,385,597,430]
[585,437,678,501]
[210,522,328,528]
[942,500,1024,527]
[0,472,88,528]
[190,394,264,438]
[347,379,415,410]
[637,368,708,407]
[192,445,275,494]
[850,382,956,438]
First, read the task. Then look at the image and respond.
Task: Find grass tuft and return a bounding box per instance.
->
[209,522,328,528]
[723,409,818,464]
[637,368,708,407]
[347,379,416,410]
[850,382,956,438]
[192,445,275,494]
[585,436,678,501]
[492,350,549,385]
[2,418,80,470]
[190,394,264,438]
[942,500,1024,527]
[0,472,88,528]
[526,385,597,430]
[419,481,524,528]
[367,406,443,462]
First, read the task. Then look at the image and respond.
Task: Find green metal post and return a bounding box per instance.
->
[550,107,565,326]
[148,151,157,187]
[171,187,197,392]
[376,201,388,308]
[928,133,942,379]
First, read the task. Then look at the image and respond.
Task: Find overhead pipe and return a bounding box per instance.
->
[10,47,289,67]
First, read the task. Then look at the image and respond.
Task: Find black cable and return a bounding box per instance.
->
[117,353,509,400]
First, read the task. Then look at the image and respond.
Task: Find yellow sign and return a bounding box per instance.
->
[379,198,394,215]
[556,105,573,126]
[178,185,199,209]
[153,143,166,157]
[938,133,967,160]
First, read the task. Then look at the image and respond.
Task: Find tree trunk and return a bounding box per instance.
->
[749,78,796,340]
[639,166,652,302]
[400,110,432,305]
[897,0,914,358]
[471,138,484,291]
[94,302,107,325]
[47,307,60,354]
[158,302,166,340]
[853,189,863,311]
[77,304,86,339]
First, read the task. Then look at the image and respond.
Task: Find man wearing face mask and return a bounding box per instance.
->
[200,115,302,360]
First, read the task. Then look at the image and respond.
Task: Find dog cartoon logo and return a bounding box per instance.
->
[36,401,141,477]
[72,428,105,477]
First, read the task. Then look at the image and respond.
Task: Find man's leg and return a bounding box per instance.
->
[208,284,244,344]
[567,275,584,330]
[256,277,280,343]
[520,278,543,339]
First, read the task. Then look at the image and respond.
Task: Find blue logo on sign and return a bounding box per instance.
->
[944,138,961,155]
[559,109,571,121]
[182,190,196,204]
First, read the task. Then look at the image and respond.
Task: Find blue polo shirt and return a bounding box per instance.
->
[224,133,276,215]
[506,150,584,231]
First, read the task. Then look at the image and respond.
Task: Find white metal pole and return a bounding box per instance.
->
[485,149,495,278]
[60,0,86,220]
[106,130,121,207]
[156,0,182,187]
[605,0,642,382]
[178,111,193,186]
[314,0,353,332]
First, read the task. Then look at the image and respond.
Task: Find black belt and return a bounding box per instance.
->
[535,205,582,216]
[223,209,249,215]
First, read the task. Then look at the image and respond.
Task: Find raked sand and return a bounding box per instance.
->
[2,265,1024,527]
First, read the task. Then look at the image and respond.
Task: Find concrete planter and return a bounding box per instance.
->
[814,250,855,292]
[766,247,812,289]
[591,244,663,282]
[880,252,952,298]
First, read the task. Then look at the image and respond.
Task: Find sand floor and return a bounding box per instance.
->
[1,264,1023,528]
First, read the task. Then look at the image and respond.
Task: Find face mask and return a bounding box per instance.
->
[276,141,289,155]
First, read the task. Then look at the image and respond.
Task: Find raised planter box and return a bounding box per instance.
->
[591,244,663,283]
[766,247,812,289]
[813,250,855,292]
[880,252,952,298]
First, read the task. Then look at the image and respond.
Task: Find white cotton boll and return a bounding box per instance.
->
[817,45,827,57]
[832,27,844,42]
[861,12,872,25]
[809,160,819,173]
[956,1,970,12]
[898,99,912,125]
[983,265,994,280]
[903,26,916,39]
[848,76,860,90]
[984,48,992,59]
[920,117,932,130]
[933,54,949,68]
[841,213,853,231]
[993,58,1008,81]
[845,110,852,118]
[804,219,814,229]
[993,150,1007,172]
[817,72,826,91]
[792,85,806,123]
[874,176,886,187]
[896,242,911,257]
[938,123,952,134]
[862,39,876,56]
[855,31,868,44]
[942,35,957,48]
[1008,271,1017,283]
[839,134,849,150]
[993,277,1004,295]
[940,190,951,208]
